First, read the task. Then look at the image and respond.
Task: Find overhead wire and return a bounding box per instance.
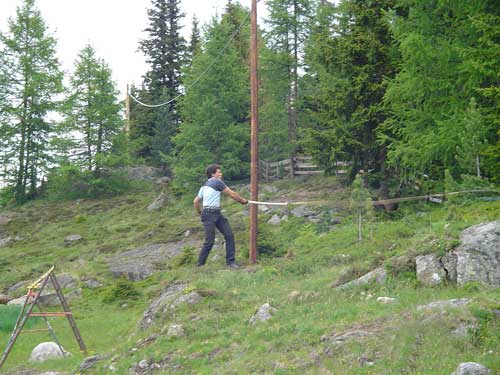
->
[128,11,251,108]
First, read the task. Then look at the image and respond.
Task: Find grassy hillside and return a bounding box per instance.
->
[0,176,499,374]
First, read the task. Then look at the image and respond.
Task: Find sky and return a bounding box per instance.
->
[0,0,266,100]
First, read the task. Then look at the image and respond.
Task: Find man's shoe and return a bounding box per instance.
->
[227,262,240,270]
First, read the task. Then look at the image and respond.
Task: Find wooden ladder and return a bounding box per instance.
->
[0,266,87,370]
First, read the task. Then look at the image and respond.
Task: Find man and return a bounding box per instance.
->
[193,164,248,268]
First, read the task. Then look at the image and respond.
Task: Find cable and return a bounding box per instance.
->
[129,12,251,108]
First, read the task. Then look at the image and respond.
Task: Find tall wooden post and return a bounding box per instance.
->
[125,84,131,133]
[249,0,259,264]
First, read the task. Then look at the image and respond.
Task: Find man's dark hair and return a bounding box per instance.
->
[206,164,221,178]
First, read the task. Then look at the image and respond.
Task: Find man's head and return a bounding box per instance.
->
[206,164,222,179]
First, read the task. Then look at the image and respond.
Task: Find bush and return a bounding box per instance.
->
[46,164,132,200]
[102,279,141,304]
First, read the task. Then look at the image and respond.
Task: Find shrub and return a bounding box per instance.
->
[102,279,141,304]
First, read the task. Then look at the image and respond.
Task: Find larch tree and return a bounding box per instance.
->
[62,44,122,175]
[0,0,64,203]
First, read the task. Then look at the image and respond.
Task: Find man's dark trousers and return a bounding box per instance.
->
[198,209,235,266]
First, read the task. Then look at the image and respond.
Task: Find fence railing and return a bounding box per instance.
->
[259,156,347,181]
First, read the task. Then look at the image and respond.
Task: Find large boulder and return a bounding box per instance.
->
[139,283,187,329]
[29,342,69,362]
[451,221,500,286]
[416,254,447,286]
[451,362,491,375]
[108,239,200,281]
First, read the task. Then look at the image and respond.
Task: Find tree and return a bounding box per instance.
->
[132,0,186,161]
[173,5,250,190]
[384,1,499,182]
[186,15,202,68]
[303,0,399,190]
[62,44,123,174]
[0,0,64,202]
[265,0,315,163]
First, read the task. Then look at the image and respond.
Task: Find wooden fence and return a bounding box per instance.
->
[259,156,350,181]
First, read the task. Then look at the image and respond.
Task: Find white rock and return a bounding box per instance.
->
[376,296,397,304]
[451,362,491,375]
[30,342,69,362]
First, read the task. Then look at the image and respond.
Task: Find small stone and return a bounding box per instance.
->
[376,296,397,304]
[165,324,185,337]
[268,214,282,225]
[64,234,83,245]
[138,359,149,369]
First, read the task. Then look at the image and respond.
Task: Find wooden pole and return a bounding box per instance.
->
[249,0,259,264]
[125,84,131,133]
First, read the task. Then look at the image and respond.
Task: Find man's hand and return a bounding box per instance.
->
[240,198,248,205]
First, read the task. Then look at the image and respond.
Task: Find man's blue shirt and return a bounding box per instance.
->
[197,178,227,208]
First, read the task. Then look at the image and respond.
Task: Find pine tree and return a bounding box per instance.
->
[173,5,250,190]
[265,0,314,164]
[62,44,122,174]
[0,0,64,202]
[303,0,399,188]
[132,0,186,162]
[186,15,202,67]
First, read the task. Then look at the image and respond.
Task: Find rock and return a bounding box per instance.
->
[376,296,397,304]
[0,237,12,247]
[29,342,69,362]
[249,303,278,325]
[335,267,387,289]
[263,185,278,193]
[138,359,149,369]
[79,354,110,371]
[155,176,171,185]
[287,290,301,302]
[416,254,447,286]
[417,298,471,311]
[82,278,102,288]
[123,166,163,181]
[108,239,200,281]
[184,230,191,237]
[258,205,271,213]
[8,294,34,306]
[0,213,14,226]
[64,234,83,245]
[165,324,185,337]
[441,252,458,283]
[8,280,27,294]
[0,294,12,304]
[452,221,500,286]
[139,283,187,329]
[324,330,374,347]
[38,293,60,307]
[290,206,307,218]
[147,192,167,211]
[171,291,202,309]
[451,362,491,375]
[267,214,282,225]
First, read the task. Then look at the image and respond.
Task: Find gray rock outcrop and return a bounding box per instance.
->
[249,303,278,325]
[79,354,110,372]
[29,342,69,362]
[108,239,200,281]
[416,254,447,286]
[147,192,167,211]
[416,298,471,311]
[452,222,500,286]
[451,362,491,375]
[335,267,387,289]
[139,284,187,328]
[415,221,500,287]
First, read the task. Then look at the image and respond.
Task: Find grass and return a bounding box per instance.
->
[0,175,499,374]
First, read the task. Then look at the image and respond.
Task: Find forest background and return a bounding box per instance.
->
[0,0,499,205]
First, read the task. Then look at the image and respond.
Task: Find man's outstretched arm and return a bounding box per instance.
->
[223,187,248,204]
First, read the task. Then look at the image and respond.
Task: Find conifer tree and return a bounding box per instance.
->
[173,5,250,190]
[186,15,202,67]
[132,0,186,161]
[62,44,122,174]
[0,0,64,202]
